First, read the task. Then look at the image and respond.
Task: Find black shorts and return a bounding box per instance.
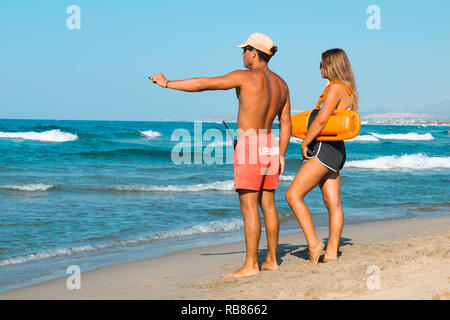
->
[307,140,346,172]
[306,109,347,172]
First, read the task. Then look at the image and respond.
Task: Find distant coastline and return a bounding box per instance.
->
[362,119,449,126]
[1,115,449,126]
[361,113,449,126]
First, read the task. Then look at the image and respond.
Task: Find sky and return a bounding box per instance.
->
[1,0,449,121]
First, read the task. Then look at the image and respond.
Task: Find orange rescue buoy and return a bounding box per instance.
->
[291,80,361,141]
[291,109,361,141]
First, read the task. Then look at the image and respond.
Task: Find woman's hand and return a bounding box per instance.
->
[301,142,311,161]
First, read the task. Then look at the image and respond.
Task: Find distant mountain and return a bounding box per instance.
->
[421,100,450,119]
[193,99,450,123]
[364,112,431,119]
[362,99,450,121]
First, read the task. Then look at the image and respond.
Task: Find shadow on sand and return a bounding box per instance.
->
[201,237,353,267]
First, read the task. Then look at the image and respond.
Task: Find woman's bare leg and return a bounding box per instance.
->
[286,158,330,264]
[319,171,344,260]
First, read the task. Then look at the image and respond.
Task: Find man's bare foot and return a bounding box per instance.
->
[261,261,279,271]
[323,254,338,263]
[222,266,260,279]
[308,241,324,265]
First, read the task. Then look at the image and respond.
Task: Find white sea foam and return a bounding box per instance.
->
[0,129,78,142]
[279,175,295,181]
[115,176,300,192]
[114,180,235,192]
[289,137,303,144]
[345,153,450,170]
[151,219,244,240]
[0,219,244,266]
[274,135,303,144]
[0,245,96,266]
[205,140,233,147]
[369,132,434,140]
[139,130,161,138]
[347,134,380,142]
[0,184,54,191]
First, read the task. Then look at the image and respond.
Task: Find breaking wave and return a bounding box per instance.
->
[345,153,450,170]
[0,184,54,192]
[110,180,235,193]
[369,132,434,140]
[348,135,380,142]
[139,130,162,138]
[0,130,78,142]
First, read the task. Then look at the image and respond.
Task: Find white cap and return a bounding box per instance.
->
[237,33,276,56]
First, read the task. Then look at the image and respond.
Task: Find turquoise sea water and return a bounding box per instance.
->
[0,119,449,292]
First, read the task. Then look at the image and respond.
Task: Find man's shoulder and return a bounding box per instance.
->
[225,69,254,81]
[269,71,288,90]
[228,69,250,76]
[230,69,266,82]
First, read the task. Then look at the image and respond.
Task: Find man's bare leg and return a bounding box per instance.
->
[259,189,279,271]
[222,189,261,278]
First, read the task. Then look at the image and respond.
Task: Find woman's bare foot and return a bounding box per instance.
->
[261,261,279,271]
[222,265,260,279]
[308,241,324,265]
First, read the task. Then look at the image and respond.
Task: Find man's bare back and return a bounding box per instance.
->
[235,68,289,135]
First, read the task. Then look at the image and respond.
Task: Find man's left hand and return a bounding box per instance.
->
[279,155,285,175]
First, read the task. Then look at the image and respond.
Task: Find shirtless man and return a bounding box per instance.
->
[150,33,292,278]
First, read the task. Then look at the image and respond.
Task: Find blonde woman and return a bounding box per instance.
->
[286,48,358,264]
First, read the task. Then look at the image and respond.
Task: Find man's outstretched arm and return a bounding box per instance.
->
[149,71,246,92]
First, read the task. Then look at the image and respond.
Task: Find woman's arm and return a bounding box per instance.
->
[301,85,342,159]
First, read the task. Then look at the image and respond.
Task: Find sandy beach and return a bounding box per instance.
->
[1,215,449,300]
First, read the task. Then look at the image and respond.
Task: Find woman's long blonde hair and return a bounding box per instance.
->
[321,48,358,111]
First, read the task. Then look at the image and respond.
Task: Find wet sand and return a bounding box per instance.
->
[1,215,449,300]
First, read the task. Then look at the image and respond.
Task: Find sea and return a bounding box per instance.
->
[0,119,449,292]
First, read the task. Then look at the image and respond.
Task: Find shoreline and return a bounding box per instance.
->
[0,212,444,293]
[2,209,441,294]
[1,214,449,300]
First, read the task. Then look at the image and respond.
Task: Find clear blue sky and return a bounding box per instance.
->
[1,0,449,121]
